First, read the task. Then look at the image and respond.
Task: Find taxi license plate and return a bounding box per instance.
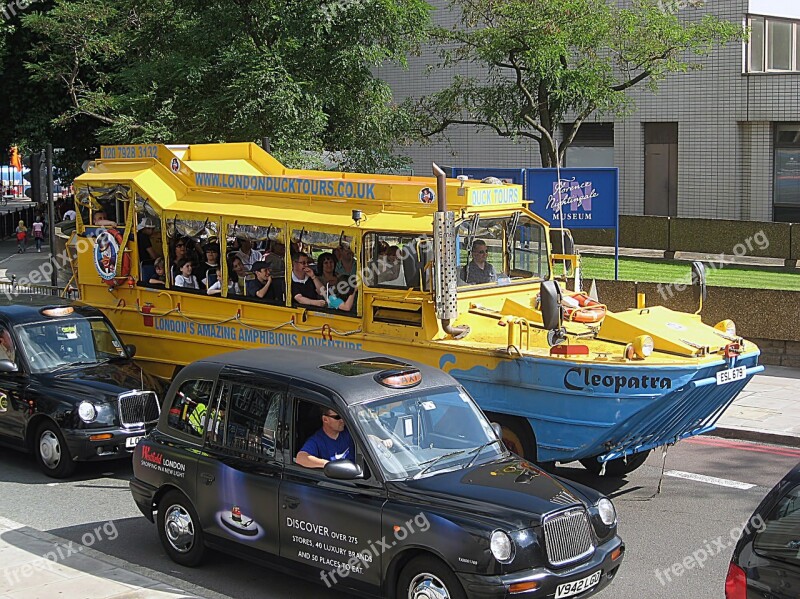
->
[715,366,746,386]
[555,571,601,599]
[125,436,143,449]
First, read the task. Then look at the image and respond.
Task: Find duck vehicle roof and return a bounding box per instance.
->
[76,143,536,227]
[191,346,458,406]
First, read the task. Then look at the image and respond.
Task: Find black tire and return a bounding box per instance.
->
[580,451,651,477]
[34,421,76,478]
[485,412,537,461]
[397,555,466,599]
[157,490,205,566]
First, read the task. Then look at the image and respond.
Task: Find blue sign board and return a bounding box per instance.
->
[525,168,618,230]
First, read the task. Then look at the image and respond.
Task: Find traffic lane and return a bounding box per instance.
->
[0,446,137,531]
[552,438,800,599]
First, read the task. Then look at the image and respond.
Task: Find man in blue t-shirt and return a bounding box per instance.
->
[296,408,356,468]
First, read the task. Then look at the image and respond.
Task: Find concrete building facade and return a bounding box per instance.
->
[382,0,800,222]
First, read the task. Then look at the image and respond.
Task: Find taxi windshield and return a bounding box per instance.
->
[456,213,549,287]
[16,317,127,373]
[352,387,506,481]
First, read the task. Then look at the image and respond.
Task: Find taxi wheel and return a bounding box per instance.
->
[157,491,205,567]
[580,451,651,477]
[34,422,76,478]
[486,413,537,461]
[398,555,466,599]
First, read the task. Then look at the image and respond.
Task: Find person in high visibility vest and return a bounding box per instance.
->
[188,403,208,434]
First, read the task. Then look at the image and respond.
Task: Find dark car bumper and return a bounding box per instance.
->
[62,426,153,462]
[130,477,158,522]
[456,538,624,599]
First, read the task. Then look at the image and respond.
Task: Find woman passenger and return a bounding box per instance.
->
[316,252,338,287]
[170,238,188,282]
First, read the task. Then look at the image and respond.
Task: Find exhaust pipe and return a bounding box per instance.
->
[432,163,469,340]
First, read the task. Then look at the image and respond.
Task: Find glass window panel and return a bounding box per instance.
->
[750,17,765,72]
[774,149,800,206]
[753,484,800,567]
[776,124,800,146]
[768,20,792,70]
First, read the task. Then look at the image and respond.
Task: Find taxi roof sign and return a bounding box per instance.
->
[375,369,422,389]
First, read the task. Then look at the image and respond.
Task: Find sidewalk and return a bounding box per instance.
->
[0,517,228,599]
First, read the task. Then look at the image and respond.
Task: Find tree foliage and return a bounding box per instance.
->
[410,0,743,167]
[2,0,430,173]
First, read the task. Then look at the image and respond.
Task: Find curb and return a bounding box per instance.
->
[704,426,800,449]
[0,515,233,599]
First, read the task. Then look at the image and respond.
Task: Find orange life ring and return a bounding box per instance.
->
[96,228,131,286]
[562,293,606,323]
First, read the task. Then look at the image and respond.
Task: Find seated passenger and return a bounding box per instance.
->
[291,252,326,308]
[198,242,221,288]
[316,252,338,286]
[296,408,355,468]
[174,258,199,289]
[263,240,286,277]
[0,327,16,363]
[235,237,263,271]
[335,244,357,277]
[246,261,282,303]
[377,245,404,285]
[324,275,356,312]
[205,266,223,295]
[227,255,247,295]
[149,257,167,286]
[462,239,497,285]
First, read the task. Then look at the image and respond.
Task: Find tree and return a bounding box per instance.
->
[20,0,431,171]
[409,0,743,167]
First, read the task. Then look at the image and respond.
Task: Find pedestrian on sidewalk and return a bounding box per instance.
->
[15,220,27,254]
[32,216,44,252]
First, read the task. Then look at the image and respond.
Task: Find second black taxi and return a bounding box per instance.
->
[130,347,624,599]
[0,296,163,477]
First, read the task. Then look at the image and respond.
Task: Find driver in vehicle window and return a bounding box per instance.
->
[296,408,355,468]
[463,239,497,285]
[0,327,15,362]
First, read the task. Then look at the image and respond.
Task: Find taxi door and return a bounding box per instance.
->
[279,387,385,594]
[0,325,27,443]
[194,370,286,558]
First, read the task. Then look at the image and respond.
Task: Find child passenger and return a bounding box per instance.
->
[174,258,199,289]
[149,257,167,286]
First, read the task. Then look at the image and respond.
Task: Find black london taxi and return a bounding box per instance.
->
[0,296,162,477]
[726,461,800,599]
[131,347,624,599]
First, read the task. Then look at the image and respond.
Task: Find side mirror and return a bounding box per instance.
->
[0,359,18,373]
[491,422,502,439]
[125,344,137,358]
[691,262,706,314]
[539,280,563,331]
[323,460,363,480]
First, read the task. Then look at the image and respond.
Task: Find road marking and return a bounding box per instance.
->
[688,436,800,458]
[665,470,755,490]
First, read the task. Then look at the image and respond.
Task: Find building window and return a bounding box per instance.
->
[748,15,800,72]
[774,124,800,223]
[562,123,614,168]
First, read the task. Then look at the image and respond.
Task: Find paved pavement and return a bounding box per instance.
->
[0,240,797,598]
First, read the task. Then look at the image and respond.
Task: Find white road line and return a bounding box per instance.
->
[665,470,755,490]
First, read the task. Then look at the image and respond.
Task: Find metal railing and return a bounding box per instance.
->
[0,278,79,300]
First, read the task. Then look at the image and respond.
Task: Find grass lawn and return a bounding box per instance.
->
[579,254,800,291]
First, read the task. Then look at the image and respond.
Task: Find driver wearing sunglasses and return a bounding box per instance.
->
[463,239,497,285]
[296,408,356,469]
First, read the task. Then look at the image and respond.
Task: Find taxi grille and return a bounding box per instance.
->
[542,508,595,567]
[118,391,160,428]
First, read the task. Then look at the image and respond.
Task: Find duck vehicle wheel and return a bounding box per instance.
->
[397,555,466,599]
[485,412,537,461]
[157,490,205,566]
[580,450,651,477]
[34,421,76,478]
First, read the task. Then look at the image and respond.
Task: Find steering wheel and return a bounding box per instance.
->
[27,351,49,364]
[370,436,405,474]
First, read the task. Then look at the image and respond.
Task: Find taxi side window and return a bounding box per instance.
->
[166,379,216,439]
[206,380,282,462]
[753,484,800,567]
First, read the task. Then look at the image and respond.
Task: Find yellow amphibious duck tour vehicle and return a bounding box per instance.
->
[70,142,762,475]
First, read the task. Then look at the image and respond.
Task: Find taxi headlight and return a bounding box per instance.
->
[632,335,654,359]
[77,401,97,423]
[597,498,616,526]
[715,320,736,336]
[490,530,514,562]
